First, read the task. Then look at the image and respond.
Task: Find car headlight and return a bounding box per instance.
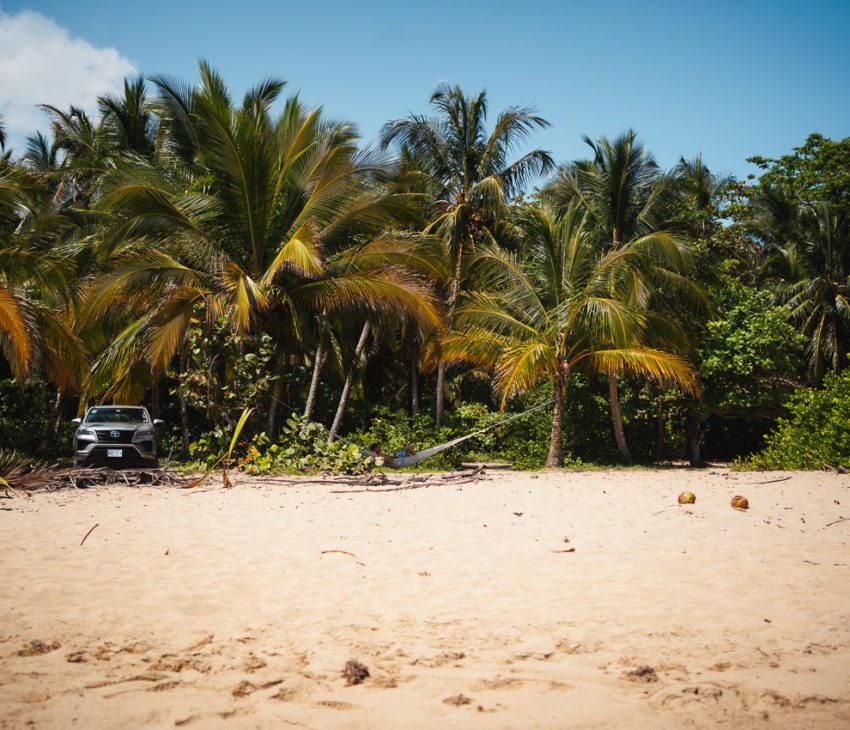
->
[133,429,154,442]
[76,427,96,438]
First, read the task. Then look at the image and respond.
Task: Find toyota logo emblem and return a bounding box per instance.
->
[109,430,120,438]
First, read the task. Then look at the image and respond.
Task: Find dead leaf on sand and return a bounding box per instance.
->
[18,639,60,656]
[443,693,473,706]
[624,665,658,682]
[342,659,370,685]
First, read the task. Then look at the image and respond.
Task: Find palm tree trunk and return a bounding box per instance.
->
[545,381,566,467]
[329,322,370,441]
[38,389,64,455]
[435,361,447,428]
[608,370,630,462]
[179,345,190,460]
[436,268,462,429]
[655,412,667,460]
[302,341,326,427]
[686,402,704,467]
[266,376,282,437]
[409,349,419,416]
[150,372,160,419]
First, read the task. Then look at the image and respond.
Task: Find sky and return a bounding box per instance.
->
[1,0,849,182]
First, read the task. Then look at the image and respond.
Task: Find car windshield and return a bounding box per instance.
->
[84,407,149,424]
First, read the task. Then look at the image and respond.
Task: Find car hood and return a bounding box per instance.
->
[81,421,151,430]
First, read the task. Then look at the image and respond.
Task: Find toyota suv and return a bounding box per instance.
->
[72,405,163,468]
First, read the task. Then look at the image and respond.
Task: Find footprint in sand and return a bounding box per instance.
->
[232,679,284,698]
[472,676,525,691]
[150,653,211,673]
[242,653,267,672]
[316,699,360,711]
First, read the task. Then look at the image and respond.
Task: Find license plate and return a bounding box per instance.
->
[107,449,123,458]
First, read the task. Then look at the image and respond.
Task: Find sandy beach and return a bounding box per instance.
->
[1,468,849,729]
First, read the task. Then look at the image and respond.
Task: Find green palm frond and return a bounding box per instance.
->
[297,272,443,331]
[494,341,556,404]
[261,220,324,285]
[582,348,700,397]
[146,287,206,367]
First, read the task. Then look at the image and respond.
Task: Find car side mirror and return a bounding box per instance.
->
[71,418,81,425]
[153,419,164,427]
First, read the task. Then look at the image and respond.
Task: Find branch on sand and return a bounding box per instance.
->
[329,467,487,493]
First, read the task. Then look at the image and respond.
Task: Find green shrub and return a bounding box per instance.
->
[0,379,48,455]
[238,416,375,475]
[743,369,850,470]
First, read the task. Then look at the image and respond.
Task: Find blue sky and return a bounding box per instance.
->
[1,1,849,181]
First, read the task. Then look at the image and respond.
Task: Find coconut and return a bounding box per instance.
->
[678,491,696,504]
[730,495,749,510]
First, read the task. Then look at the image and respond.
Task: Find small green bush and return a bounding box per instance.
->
[743,369,850,470]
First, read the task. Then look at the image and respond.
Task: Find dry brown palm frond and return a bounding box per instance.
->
[0,450,56,493]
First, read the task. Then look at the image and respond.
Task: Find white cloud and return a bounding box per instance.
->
[0,9,137,150]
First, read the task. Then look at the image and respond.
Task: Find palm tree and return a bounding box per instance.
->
[759,198,850,384]
[97,76,158,160]
[434,203,699,466]
[670,155,732,244]
[543,130,693,460]
[0,158,86,391]
[380,83,554,427]
[86,63,443,413]
[666,156,735,463]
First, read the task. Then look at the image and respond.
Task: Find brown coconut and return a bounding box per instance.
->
[730,495,749,510]
[678,491,696,504]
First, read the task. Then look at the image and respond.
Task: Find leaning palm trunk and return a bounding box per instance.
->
[302,341,326,429]
[608,370,631,461]
[329,322,370,441]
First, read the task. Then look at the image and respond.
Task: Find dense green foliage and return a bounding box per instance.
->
[744,369,850,470]
[1,64,848,471]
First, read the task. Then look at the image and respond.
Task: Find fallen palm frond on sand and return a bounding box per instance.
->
[0,451,197,494]
[1,449,487,496]
[0,450,59,495]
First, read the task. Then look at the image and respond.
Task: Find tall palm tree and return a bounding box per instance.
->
[86,63,443,409]
[380,83,554,426]
[435,203,699,466]
[544,130,693,460]
[666,156,735,463]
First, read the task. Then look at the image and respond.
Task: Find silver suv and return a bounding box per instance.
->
[72,405,163,468]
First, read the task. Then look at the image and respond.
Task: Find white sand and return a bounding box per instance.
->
[1,468,849,729]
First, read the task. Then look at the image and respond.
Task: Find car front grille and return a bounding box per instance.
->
[95,429,134,443]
